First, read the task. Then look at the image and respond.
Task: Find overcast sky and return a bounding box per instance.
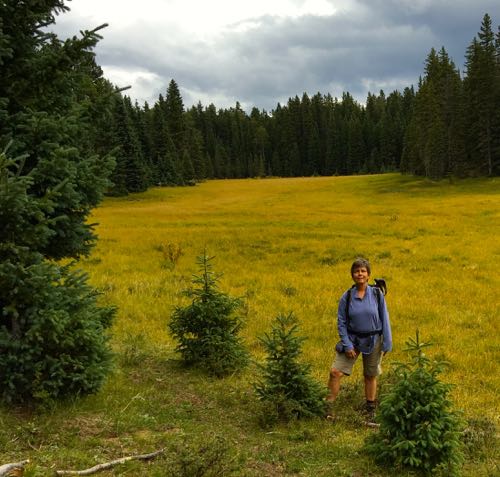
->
[51,0,500,111]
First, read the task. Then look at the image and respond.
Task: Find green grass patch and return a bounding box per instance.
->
[1,174,498,475]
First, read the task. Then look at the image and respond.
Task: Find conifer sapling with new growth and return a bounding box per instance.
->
[254,312,327,423]
[169,251,249,376]
[365,331,464,476]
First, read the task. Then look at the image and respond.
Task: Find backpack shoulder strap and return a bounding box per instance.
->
[374,286,381,307]
[372,286,384,332]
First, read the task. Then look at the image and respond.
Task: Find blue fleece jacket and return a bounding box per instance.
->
[337,285,392,354]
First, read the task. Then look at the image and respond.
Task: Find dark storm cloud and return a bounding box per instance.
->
[52,1,500,111]
[214,13,431,100]
[351,0,500,66]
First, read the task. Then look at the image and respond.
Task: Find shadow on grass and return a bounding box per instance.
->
[1,349,496,476]
[369,174,500,197]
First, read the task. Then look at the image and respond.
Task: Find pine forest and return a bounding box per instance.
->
[103,14,500,195]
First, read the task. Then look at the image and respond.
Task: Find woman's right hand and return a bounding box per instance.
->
[345,349,357,359]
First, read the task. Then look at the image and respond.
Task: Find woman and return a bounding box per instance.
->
[326,258,392,423]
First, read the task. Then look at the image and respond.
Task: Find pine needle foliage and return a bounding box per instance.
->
[366,331,464,476]
[168,251,248,376]
[254,312,327,423]
[0,149,114,404]
[0,0,117,405]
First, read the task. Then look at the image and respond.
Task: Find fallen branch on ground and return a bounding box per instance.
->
[0,459,30,476]
[55,449,164,476]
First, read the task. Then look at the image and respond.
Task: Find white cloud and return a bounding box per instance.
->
[181,85,252,110]
[101,66,164,104]
[61,0,337,37]
[52,0,500,110]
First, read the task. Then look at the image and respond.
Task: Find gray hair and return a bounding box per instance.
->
[351,258,371,275]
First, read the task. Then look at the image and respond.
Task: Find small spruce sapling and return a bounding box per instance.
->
[366,330,464,476]
[254,312,327,423]
[168,251,248,376]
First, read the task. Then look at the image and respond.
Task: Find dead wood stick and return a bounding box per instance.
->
[0,459,30,476]
[55,449,164,476]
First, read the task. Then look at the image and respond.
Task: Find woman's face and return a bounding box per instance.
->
[352,266,370,286]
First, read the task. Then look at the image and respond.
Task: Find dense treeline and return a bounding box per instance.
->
[109,80,415,193]
[108,13,499,194]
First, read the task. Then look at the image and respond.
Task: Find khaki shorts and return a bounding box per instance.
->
[332,336,383,377]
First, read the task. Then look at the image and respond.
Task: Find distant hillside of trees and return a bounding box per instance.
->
[105,13,499,195]
[108,82,415,194]
[2,10,498,199]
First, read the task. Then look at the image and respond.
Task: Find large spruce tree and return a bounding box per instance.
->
[0,0,115,404]
[109,95,149,194]
[402,47,466,178]
[464,13,500,176]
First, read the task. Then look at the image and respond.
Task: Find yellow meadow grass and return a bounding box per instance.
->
[84,173,499,419]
